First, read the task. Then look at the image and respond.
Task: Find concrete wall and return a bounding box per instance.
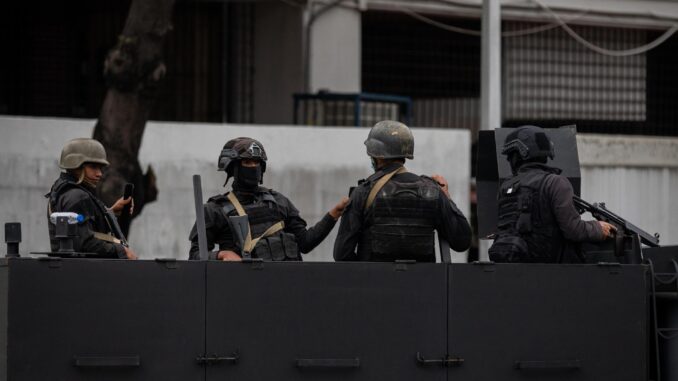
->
[0,116,471,262]
[578,134,678,246]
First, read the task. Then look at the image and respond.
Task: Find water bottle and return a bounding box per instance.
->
[49,212,85,225]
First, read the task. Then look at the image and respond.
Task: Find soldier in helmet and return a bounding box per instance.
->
[333,121,472,262]
[188,137,349,261]
[45,138,137,259]
[488,125,616,263]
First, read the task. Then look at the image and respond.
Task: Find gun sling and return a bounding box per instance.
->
[93,231,122,245]
[364,166,407,211]
[226,192,285,253]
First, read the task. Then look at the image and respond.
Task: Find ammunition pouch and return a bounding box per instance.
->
[253,232,300,261]
[488,235,529,263]
[370,225,435,261]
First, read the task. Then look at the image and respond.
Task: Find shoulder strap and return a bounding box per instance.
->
[226,192,247,217]
[364,166,407,211]
[226,192,285,253]
[226,192,252,251]
[247,221,285,253]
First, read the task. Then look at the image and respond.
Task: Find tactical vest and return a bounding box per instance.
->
[359,171,439,261]
[489,169,562,263]
[221,191,300,261]
[45,176,120,251]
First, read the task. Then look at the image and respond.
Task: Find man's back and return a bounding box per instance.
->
[490,163,605,263]
[334,163,471,262]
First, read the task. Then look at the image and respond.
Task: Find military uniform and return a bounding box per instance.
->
[334,163,472,262]
[189,137,338,260]
[333,120,472,262]
[188,187,336,260]
[489,126,605,263]
[45,138,127,258]
[46,173,127,258]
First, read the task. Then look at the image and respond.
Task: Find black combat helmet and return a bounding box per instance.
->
[501,125,555,161]
[217,137,268,175]
[364,120,415,160]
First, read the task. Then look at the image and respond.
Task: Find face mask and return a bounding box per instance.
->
[233,164,261,190]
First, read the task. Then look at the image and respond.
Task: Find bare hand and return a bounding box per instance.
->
[599,221,617,239]
[124,247,138,260]
[110,196,134,216]
[431,174,450,198]
[329,197,350,220]
[218,250,242,262]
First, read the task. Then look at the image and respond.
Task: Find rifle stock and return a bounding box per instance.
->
[228,215,252,260]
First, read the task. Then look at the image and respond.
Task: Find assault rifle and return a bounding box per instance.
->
[573,195,660,247]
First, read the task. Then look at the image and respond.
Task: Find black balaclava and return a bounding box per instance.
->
[233,162,262,191]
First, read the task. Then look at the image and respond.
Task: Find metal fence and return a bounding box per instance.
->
[361,11,678,137]
[293,92,412,127]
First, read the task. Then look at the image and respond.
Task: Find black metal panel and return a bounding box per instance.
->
[206,262,446,381]
[0,260,8,381]
[643,246,678,292]
[643,246,678,381]
[476,127,581,237]
[6,258,205,381]
[657,300,678,381]
[448,263,648,381]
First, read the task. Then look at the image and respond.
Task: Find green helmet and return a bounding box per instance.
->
[59,138,110,169]
[364,120,414,160]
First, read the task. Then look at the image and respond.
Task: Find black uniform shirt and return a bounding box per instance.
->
[333,163,472,261]
[527,164,604,242]
[46,173,126,258]
[188,187,337,260]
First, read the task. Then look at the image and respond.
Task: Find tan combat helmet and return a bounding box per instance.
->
[59,138,110,169]
[364,120,415,160]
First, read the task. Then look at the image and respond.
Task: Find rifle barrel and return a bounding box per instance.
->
[572,196,659,247]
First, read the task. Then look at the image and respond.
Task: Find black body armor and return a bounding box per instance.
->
[222,191,300,261]
[359,174,439,262]
[489,169,563,263]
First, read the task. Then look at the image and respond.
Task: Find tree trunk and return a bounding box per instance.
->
[93,0,175,236]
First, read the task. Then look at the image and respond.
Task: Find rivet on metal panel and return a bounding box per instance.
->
[394,260,416,271]
[154,258,178,270]
[37,256,62,268]
[472,261,496,272]
[242,258,264,270]
[597,262,621,274]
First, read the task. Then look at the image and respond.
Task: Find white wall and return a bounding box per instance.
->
[0,116,471,261]
[578,134,678,246]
